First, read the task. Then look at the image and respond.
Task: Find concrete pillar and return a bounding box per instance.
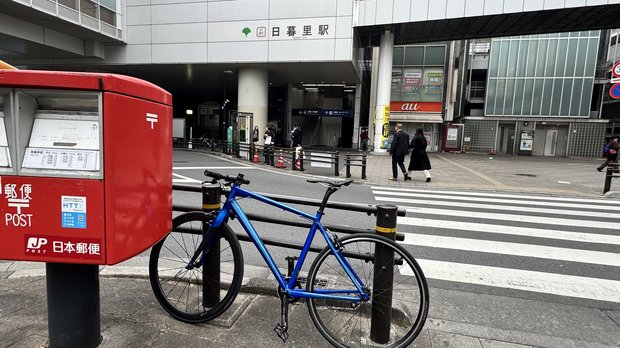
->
[373,30,394,153]
[238,67,268,144]
[353,82,362,149]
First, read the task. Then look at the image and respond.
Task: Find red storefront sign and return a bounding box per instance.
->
[390,102,442,113]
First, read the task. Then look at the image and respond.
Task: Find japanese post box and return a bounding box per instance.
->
[0,70,172,265]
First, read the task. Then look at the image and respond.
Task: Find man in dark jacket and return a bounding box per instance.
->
[388,123,410,181]
[291,124,302,148]
[597,134,619,172]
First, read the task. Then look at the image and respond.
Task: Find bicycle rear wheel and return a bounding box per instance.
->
[306,233,429,348]
[149,212,244,323]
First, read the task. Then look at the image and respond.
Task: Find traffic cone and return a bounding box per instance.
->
[276,150,284,168]
[252,146,259,163]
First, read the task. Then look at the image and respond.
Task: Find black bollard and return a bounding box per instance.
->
[345,153,351,178]
[370,205,398,344]
[334,152,340,176]
[361,154,367,180]
[202,182,222,307]
[47,263,101,348]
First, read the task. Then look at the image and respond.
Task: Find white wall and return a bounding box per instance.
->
[107,0,354,64]
[355,0,620,26]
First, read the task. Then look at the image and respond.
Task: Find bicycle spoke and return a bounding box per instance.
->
[307,234,428,348]
[150,213,243,323]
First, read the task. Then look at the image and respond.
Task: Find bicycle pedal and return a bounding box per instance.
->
[274,323,288,342]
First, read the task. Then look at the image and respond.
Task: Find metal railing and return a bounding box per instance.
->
[182,140,368,179]
[344,153,367,179]
[172,184,407,250]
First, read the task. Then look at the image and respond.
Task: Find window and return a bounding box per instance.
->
[391,44,446,103]
[80,0,98,19]
[59,0,78,10]
[404,47,424,65]
[422,68,443,102]
[402,68,422,101]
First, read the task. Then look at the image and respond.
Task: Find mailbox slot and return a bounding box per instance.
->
[15,89,102,179]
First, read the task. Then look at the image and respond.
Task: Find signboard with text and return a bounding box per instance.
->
[390,102,442,113]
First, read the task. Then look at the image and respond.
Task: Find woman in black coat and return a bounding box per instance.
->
[407,128,432,182]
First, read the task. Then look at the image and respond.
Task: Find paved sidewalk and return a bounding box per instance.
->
[2,261,619,348]
[353,151,617,197]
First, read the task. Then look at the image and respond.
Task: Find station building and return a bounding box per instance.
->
[1,0,620,157]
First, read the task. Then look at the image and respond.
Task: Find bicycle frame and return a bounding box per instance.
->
[208,183,369,302]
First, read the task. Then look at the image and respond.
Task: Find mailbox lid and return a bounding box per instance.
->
[100,74,172,107]
[0,70,172,106]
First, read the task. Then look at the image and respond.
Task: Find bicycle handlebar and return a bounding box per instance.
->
[204,170,251,185]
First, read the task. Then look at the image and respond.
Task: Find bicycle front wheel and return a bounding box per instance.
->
[306,233,429,348]
[149,212,244,323]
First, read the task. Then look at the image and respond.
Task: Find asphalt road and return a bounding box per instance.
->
[173,150,620,312]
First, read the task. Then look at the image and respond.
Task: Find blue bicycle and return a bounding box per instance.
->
[149,170,429,348]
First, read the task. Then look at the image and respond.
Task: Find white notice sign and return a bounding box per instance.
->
[22,148,99,171]
[28,119,100,150]
[0,119,8,147]
[0,147,10,167]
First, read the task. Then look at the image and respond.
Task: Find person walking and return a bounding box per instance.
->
[263,126,275,166]
[388,123,410,181]
[597,134,619,172]
[252,126,259,144]
[407,128,432,182]
[360,128,369,152]
[290,123,302,148]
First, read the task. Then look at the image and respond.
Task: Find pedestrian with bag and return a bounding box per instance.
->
[388,123,411,181]
[406,128,432,182]
[263,126,275,166]
[597,134,619,172]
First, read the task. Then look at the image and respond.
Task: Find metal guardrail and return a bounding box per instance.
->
[344,153,367,180]
[603,163,620,194]
[172,184,407,252]
[182,140,368,179]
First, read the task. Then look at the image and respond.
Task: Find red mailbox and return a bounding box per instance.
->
[0,70,172,265]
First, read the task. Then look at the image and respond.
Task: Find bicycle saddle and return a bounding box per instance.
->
[307,179,353,188]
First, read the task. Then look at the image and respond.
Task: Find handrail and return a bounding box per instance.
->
[173,184,406,217]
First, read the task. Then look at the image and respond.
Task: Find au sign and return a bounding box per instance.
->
[390,102,442,113]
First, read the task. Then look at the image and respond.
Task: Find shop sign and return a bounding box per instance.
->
[292,109,352,117]
[390,102,442,113]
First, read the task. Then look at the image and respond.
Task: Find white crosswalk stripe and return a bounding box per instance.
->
[372,187,620,303]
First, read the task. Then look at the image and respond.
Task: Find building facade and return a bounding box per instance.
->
[2,1,620,157]
[454,31,612,157]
